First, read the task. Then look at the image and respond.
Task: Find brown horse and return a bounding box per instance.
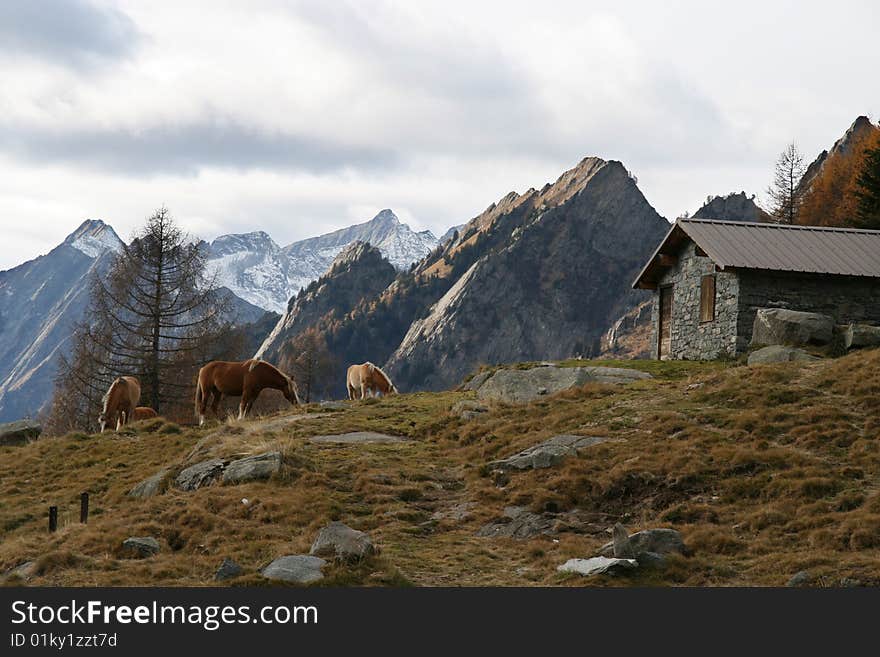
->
[131,406,158,422]
[195,358,301,425]
[98,376,141,432]
[346,362,398,400]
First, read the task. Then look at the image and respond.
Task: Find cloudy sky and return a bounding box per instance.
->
[1,0,878,269]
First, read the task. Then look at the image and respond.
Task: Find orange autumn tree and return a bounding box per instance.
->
[798,123,880,227]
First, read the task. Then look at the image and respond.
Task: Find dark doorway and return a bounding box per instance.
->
[658,285,673,359]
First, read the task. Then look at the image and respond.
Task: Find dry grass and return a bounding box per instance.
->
[2,351,880,587]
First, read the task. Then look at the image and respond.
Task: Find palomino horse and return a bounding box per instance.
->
[131,406,158,422]
[195,358,301,425]
[346,362,398,400]
[98,376,141,432]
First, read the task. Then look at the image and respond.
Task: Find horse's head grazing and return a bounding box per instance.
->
[98,412,108,433]
[283,373,301,405]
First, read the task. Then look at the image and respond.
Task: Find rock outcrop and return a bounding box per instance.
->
[469,365,651,403]
[222,451,281,484]
[692,191,770,223]
[488,434,609,471]
[558,557,638,577]
[748,345,819,365]
[750,308,834,347]
[0,419,42,446]
[309,522,376,562]
[261,555,326,584]
[844,323,880,350]
[121,537,160,558]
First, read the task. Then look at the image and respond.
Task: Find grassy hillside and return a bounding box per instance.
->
[2,350,879,587]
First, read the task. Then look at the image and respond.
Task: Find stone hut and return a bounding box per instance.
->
[632,219,880,359]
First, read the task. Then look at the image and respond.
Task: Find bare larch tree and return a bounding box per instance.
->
[767,142,807,224]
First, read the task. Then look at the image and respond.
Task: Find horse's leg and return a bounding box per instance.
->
[211,389,223,418]
[197,382,209,426]
[347,383,355,400]
[238,389,250,420]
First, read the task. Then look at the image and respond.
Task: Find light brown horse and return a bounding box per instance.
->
[131,406,158,422]
[195,358,301,425]
[99,376,141,432]
[346,362,398,400]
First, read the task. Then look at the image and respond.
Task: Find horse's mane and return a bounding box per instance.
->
[101,377,123,414]
[367,362,395,390]
[250,358,294,387]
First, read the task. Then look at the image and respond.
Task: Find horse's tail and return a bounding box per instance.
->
[248,358,262,372]
[194,377,203,421]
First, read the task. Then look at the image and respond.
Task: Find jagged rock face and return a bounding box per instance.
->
[384,158,668,390]
[256,242,397,370]
[799,116,878,194]
[600,300,652,359]
[693,192,769,222]
[0,220,122,422]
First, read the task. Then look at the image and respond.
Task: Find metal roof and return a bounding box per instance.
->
[633,218,880,288]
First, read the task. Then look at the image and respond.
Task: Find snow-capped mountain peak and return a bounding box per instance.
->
[204,210,440,313]
[63,219,124,258]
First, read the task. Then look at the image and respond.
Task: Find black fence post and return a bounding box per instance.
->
[80,492,89,524]
[48,506,57,532]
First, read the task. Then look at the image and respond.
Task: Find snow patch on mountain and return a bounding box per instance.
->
[63,219,124,258]
[205,210,439,313]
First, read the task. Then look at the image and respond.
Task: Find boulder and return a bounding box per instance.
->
[309,521,376,561]
[558,557,638,577]
[0,420,41,446]
[612,523,635,558]
[222,451,281,485]
[600,528,686,557]
[786,570,812,587]
[214,558,243,582]
[128,468,172,499]
[308,432,407,445]
[175,458,226,491]
[3,561,36,582]
[476,507,554,539]
[488,435,609,471]
[844,323,880,350]
[121,536,160,558]
[451,400,489,420]
[747,345,819,365]
[750,308,834,347]
[261,555,326,584]
[474,366,651,403]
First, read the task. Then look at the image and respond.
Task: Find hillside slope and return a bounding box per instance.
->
[3,351,878,587]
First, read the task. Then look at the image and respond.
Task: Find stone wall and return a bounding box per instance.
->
[650,241,740,360]
[736,271,880,346]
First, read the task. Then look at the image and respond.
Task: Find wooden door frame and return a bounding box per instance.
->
[658,284,673,360]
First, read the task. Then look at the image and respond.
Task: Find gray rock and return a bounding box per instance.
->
[3,561,36,582]
[0,419,41,446]
[476,506,554,539]
[128,468,171,499]
[175,458,226,491]
[748,345,819,365]
[214,558,243,581]
[308,432,407,445]
[489,434,609,471]
[310,521,376,561]
[261,555,326,584]
[451,399,489,420]
[121,536,160,558]
[750,308,834,347]
[612,523,635,558]
[844,323,880,350]
[600,528,686,557]
[636,551,667,569]
[222,451,281,485]
[462,371,493,392]
[786,570,812,587]
[474,366,651,403]
[318,400,349,410]
[558,556,638,577]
